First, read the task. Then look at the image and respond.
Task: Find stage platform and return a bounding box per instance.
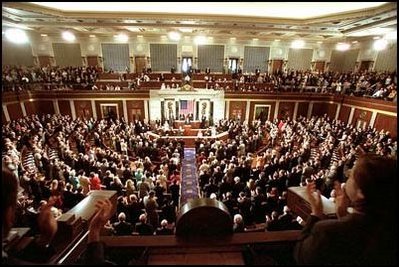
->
[146,129,229,148]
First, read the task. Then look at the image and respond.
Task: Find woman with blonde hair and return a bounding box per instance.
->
[124,179,136,197]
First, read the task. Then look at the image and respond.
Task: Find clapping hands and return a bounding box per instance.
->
[88,199,113,242]
[306,182,324,219]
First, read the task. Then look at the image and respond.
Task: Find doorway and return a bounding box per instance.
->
[228,58,239,73]
[135,56,147,74]
[272,60,283,74]
[101,104,119,121]
[182,57,193,74]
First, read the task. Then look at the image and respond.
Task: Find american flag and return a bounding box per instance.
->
[180,100,194,115]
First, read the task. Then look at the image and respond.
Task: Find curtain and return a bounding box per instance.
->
[374,43,397,72]
[2,40,34,66]
[198,45,224,72]
[243,46,270,72]
[150,44,177,72]
[52,43,82,67]
[330,49,359,72]
[287,48,313,71]
[101,43,130,72]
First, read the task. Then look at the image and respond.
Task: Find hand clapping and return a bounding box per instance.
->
[306,182,324,219]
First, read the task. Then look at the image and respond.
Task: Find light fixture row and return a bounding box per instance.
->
[4,28,396,52]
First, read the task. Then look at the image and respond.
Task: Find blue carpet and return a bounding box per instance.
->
[180,148,199,206]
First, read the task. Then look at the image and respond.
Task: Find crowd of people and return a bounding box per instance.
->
[2,110,397,264]
[2,113,185,250]
[194,114,396,232]
[3,64,396,102]
[202,69,397,101]
[2,65,100,92]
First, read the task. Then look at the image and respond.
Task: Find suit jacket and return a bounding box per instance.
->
[135,222,154,236]
[294,213,396,265]
[113,221,133,236]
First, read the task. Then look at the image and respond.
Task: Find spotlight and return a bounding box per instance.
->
[373,39,388,51]
[62,31,76,42]
[336,43,350,51]
[291,40,305,49]
[5,28,28,44]
[168,31,181,41]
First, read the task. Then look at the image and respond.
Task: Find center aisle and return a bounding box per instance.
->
[179,148,200,206]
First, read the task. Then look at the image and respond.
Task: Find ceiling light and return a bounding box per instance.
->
[253,38,258,41]
[373,36,380,40]
[125,26,141,32]
[40,34,48,37]
[137,35,143,38]
[62,31,76,42]
[208,36,213,40]
[179,28,193,33]
[115,33,128,42]
[351,40,358,44]
[89,34,96,38]
[161,35,167,39]
[168,31,181,41]
[230,37,236,40]
[180,20,197,25]
[336,43,350,51]
[274,39,280,42]
[291,39,305,49]
[194,35,206,45]
[384,31,397,40]
[373,39,388,51]
[5,28,29,44]
[317,41,323,44]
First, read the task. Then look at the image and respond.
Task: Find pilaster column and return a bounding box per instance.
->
[3,104,10,122]
[70,100,76,120]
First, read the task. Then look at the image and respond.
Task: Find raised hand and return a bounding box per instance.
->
[306,182,324,219]
[36,199,58,246]
[334,183,351,218]
[88,199,113,242]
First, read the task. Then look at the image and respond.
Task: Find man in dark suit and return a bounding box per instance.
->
[112,212,133,236]
[169,180,180,208]
[205,66,211,74]
[155,219,174,235]
[135,213,154,235]
[265,211,281,231]
[255,67,260,76]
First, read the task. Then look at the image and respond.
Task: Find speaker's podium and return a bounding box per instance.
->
[287,186,337,220]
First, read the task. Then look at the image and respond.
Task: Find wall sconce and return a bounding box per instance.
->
[130,56,134,63]
[177,57,181,62]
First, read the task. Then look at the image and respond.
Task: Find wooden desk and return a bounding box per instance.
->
[287,186,336,219]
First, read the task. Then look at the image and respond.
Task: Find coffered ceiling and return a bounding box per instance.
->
[2,2,397,43]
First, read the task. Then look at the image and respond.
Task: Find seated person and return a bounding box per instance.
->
[233,214,245,233]
[155,219,174,235]
[135,213,154,235]
[112,212,133,236]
